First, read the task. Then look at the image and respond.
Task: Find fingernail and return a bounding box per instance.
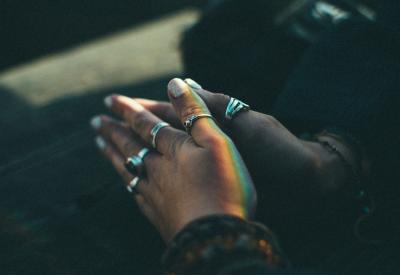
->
[104,96,113,108]
[168,78,187,98]
[184,78,202,91]
[90,116,102,129]
[95,136,107,150]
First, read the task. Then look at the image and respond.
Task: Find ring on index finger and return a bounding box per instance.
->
[183,114,215,135]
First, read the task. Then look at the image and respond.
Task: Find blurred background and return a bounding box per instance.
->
[0,0,206,70]
[0,1,206,274]
[1,0,399,274]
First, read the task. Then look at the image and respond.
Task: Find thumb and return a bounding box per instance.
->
[167,78,227,148]
[183,78,231,122]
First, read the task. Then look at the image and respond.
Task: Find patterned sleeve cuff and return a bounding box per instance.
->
[162,215,289,275]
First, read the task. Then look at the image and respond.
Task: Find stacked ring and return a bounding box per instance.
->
[150,122,170,149]
[225,97,250,121]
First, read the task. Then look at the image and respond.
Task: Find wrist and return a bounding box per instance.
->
[303,135,360,195]
[166,205,248,243]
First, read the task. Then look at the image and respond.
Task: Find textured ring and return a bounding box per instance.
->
[225,97,250,121]
[150,122,170,149]
[126,176,141,193]
[183,114,215,134]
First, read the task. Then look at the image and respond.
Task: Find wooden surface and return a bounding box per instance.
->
[0,10,197,274]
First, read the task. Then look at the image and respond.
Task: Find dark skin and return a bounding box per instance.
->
[135,79,358,198]
[91,78,256,242]
[91,77,358,241]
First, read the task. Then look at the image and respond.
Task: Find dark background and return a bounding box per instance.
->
[0,0,205,71]
[0,1,205,274]
[1,1,399,274]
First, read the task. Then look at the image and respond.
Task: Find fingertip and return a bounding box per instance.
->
[184,78,202,91]
[95,136,107,151]
[104,95,114,108]
[168,78,189,98]
[90,115,102,130]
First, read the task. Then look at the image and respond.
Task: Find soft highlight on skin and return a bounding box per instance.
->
[185,81,255,218]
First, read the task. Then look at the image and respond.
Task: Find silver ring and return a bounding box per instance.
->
[137,147,150,159]
[125,147,150,176]
[125,156,143,176]
[225,97,250,121]
[150,122,170,149]
[183,114,215,134]
[126,176,141,193]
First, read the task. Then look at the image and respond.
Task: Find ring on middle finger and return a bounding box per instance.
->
[125,147,150,176]
[225,97,250,121]
[150,122,170,149]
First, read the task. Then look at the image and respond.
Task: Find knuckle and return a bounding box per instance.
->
[165,132,186,157]
[132,112,150,133]
[215,92,230,105]
[264,114,280,127]
[122,140,135,155]
[166,135,181,156]
[181,105,204,120]
[143,152,157,168]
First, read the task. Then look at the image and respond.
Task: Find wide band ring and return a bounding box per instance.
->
[150,122,170,149]
[225,97,250,121]
[183,114,215,134]
[125,147,150,176]
[126,176,141,193]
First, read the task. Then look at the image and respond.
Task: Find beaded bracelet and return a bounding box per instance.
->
[314,133,378,243]
[314,133,371,214]
[162,215,288,274]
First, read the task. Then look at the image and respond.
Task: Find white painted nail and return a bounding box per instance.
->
[90,116,102,129]
[184,78,202,91]
[104,96,113,108]
[95,136,107,150]
[168,78,186,98]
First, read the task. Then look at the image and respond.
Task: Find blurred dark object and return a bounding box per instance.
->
[0,0,206,71]
[181,0,306,112]
[275,0,376,43]
[180,0,400,112]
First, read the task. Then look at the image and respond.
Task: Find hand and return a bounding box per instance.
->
[134,79,354,211]
[91,78,257,242]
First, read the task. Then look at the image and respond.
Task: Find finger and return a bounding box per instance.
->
[104,95,188,157]
[94,135,154,196]
[185,79,262,141]
[91,115,144,158]
[94,139,159,229]
[133,98,182,128]
[95,139,156,220]
[94,135,133,184]
[184,78,230,122]
[134,195,158,228]
[167,78,226,148]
